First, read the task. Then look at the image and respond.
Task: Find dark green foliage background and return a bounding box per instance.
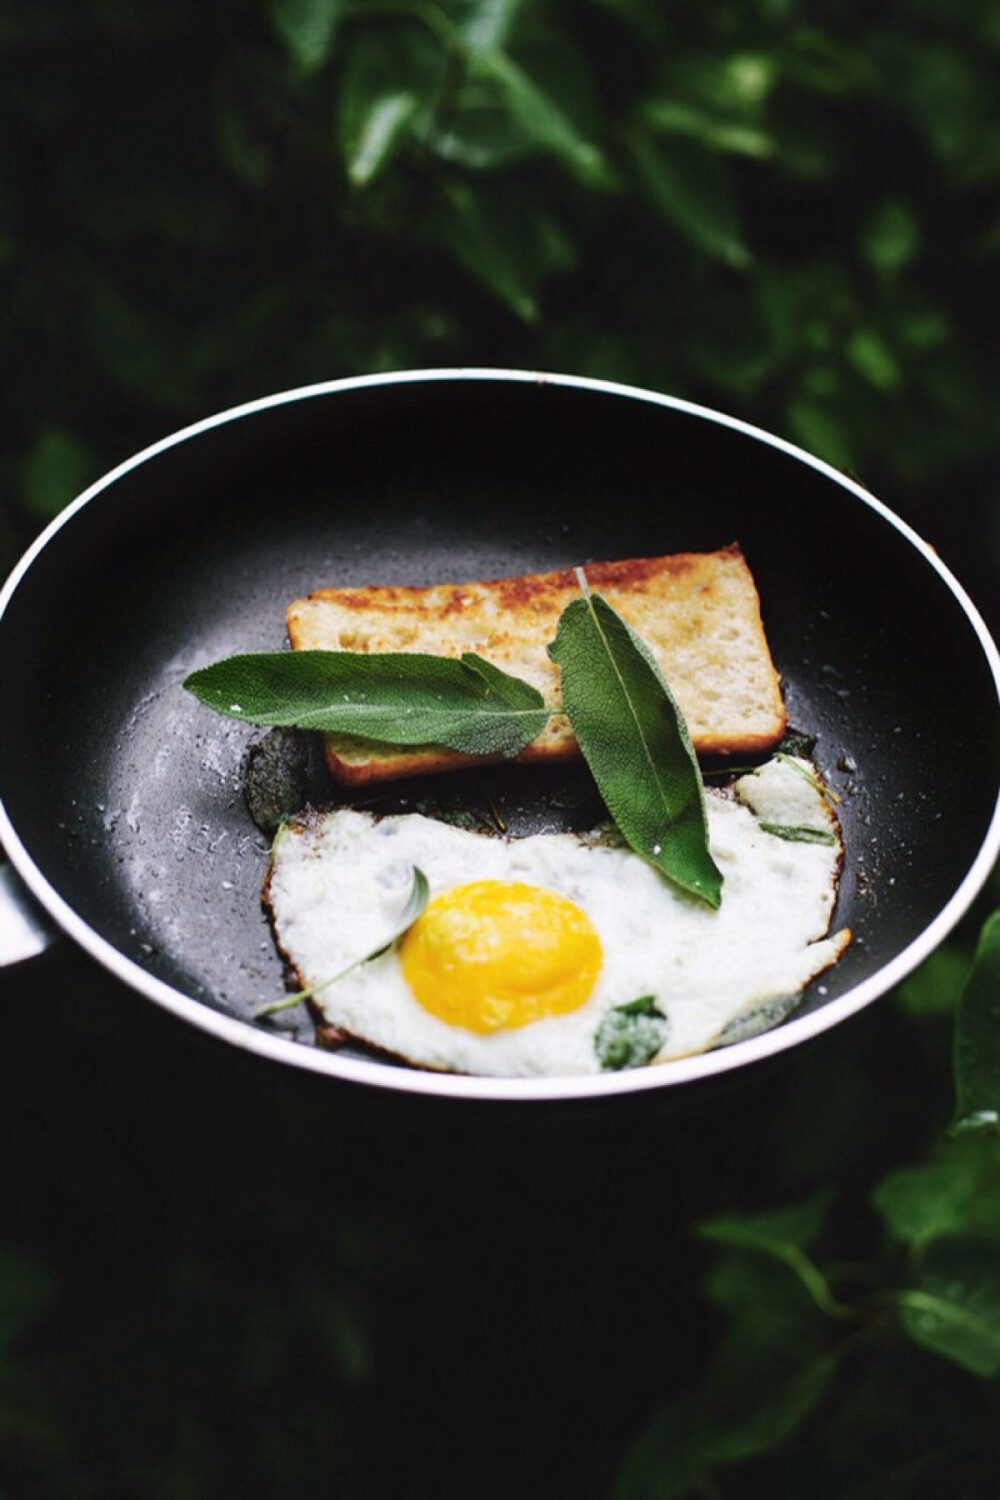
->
[4,0,1000,590]
[1,2,999,1496]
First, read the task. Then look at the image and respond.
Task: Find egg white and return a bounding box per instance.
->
[265,756,850,1076]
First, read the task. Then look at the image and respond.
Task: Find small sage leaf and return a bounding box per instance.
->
[951,909,1000,1137]
[774,751,840,805]
[184,649,550,758]
[257,864,429,1019]
[758,822,838,846]
[777,727,817,758]
[595,995,669,1071]
[548,589,723,906]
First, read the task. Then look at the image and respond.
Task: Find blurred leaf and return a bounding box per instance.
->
[213,46,300,186]
[626,130,750,267]
[875,39,996,175]
[454,0,527,56]
[861,198,921,274]
[700,1193,844,1318]
[346,90,421,186]
[895,942,970,1018]
[898,304,951,352]
[432,176,575,318]
[846,327,900,391]
[774,1336,999,1499]
[478,48,611,186]
[337,25,444,186]
[873,1135,1000,1247]
[21,428,94,518]
[641,101,774,159]
[899,1236,1000,1377]
[780,27,874,95]
[616,1347,835,1500]
[617,1247,836,1499]
[785,397,855,470]
[424,80,539,170]
[265,0,342,73]
[701,1192,832,1260]
[640,50,777,158]
[952,909,1000,1136]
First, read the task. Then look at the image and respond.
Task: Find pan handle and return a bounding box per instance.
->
[0,861,59,966]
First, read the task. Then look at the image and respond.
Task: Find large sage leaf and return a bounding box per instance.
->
[184,649,550,758]
[952,909,1000,1136]
[547,590,723,906]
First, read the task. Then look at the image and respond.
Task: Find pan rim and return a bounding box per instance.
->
[2,365,999,1102]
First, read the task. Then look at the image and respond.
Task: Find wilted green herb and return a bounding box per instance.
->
[758,822,838,845]
[775,751,841,804]
[594,995,669,1072]
[777,728,818,759]
[256,864,429,1018]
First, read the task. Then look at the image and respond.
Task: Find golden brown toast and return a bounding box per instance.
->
[286,545,786,785]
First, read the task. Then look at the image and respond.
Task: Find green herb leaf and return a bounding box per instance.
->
[873,1135,1000,1247]
[895,1236,1000,1378]
[700,1193,849,1321]
[774,751,841,804]
[478,49,611,188]
[758,822,838,845]
[265,0,341,73]
[777,727,817,758]
[547,588,723,906]
[345,90,421,188]
[617,1225,836,1498]
[594,995,668,1071]
[951,909,1000,1136]
[184,650,550,758]
[257,864,429,1018]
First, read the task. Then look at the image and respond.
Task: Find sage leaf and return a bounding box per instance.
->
[184,650,550,758]
[951,909,1000,1136]
[758,822,838,845]
[547,590,723,906]
[256,864,429,1018]
[594,995,669,1071]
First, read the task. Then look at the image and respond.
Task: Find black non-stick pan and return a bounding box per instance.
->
[2,369,998,1101]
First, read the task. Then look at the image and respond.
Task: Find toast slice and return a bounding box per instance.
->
[286,545,786,786]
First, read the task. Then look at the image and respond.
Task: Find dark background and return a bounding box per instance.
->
[2,3,999,1496]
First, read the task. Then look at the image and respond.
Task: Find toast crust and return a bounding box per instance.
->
[286,546,786,785]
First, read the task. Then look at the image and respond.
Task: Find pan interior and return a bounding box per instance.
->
[2,376,997,1066]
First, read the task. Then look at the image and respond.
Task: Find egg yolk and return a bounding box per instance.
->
[398,879,602,1033]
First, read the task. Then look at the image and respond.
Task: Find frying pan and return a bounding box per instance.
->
[1,368,997,1103]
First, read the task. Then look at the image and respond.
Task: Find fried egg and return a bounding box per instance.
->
[264,756,850,1076]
